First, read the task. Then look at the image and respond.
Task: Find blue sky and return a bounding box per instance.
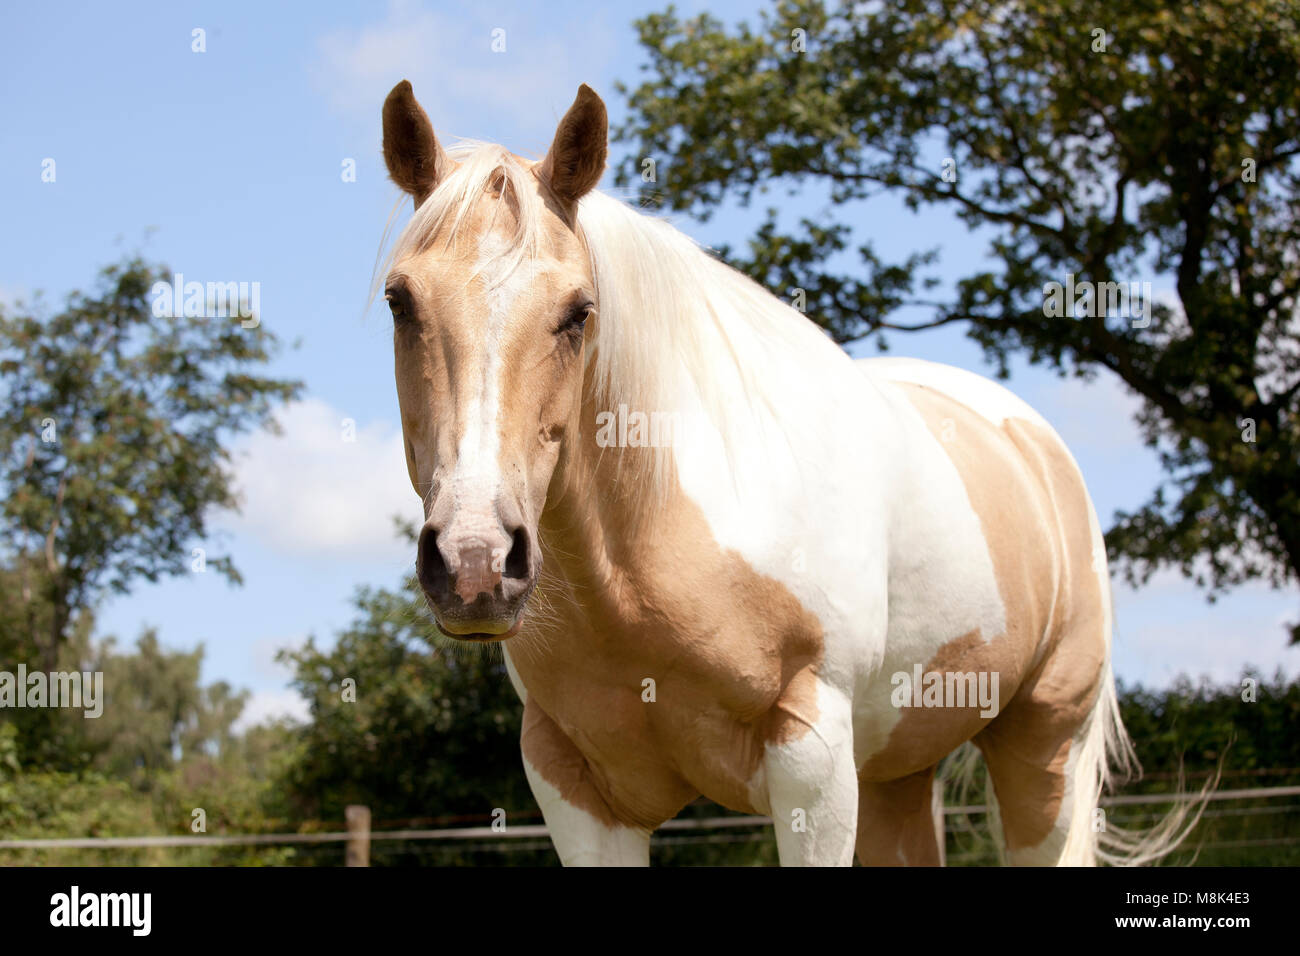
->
[2,0,1295,727]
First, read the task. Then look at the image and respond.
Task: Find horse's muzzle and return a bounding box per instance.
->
[416,519,536,640]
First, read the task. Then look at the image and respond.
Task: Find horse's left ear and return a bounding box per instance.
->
[537,84,607,206]
[382,80,448,206]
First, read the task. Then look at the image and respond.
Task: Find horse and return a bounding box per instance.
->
[375,80,1190,866]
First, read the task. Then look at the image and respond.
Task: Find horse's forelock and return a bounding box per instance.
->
[399,143,542,263]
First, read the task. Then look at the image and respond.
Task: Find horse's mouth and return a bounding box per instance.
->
[433,613,524,643]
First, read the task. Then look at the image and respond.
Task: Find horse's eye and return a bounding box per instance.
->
[560,302,592,334]
[386,288,412,324]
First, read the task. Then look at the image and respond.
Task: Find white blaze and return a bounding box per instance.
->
[442,235,533,522]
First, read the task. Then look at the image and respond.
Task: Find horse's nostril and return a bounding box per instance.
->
[504,526,530,580]
[417,524,449,595]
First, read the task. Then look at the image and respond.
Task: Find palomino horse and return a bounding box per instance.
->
[377,80,1182,866]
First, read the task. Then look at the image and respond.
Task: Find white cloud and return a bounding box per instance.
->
[222,397,421,561]
[234,688,310,733]
[311,0,615,143]
[230,637,311,733]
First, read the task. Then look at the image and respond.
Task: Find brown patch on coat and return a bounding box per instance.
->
[509,387,825,831]
[975,416,1108,851]
[858,384,1107,852]
[520,695,624,829]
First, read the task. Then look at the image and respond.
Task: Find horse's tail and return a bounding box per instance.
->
[1056,654,1214,866]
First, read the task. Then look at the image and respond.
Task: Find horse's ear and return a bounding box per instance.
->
[538,84,607,207]
[382,80,448,206]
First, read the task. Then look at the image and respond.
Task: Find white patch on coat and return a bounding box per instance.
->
[502,645,527,703]
[453,235,516,489]
[437,233,536,531]
[763,680,859,865]
[521,754,649,865]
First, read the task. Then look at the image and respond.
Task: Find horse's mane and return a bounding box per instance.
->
[377,141,821,502]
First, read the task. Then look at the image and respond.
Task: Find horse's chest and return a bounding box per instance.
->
[515,633,782,822]
[519,473,828,824]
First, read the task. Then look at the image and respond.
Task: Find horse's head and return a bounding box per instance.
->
[381,80,606,641]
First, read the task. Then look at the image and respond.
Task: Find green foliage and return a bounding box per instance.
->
[0,593,97,769]
[79,630,249,778]
[940,670,1300,865]
[0,718,303,866]
[616,0,1300,638]
[1118,668,1300,786]
[2,614,255,776]
[0,763,158,865]
[276,579,545,864]
[1116,669,1300,865]
[0,255,302,667]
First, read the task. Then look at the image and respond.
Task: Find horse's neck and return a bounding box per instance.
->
[538,396,662,596]
[534,283,914,637]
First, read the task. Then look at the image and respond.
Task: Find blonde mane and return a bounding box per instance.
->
[377,141,822,501]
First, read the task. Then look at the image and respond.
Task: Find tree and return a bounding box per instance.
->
[278,579,540,863]
[0,640,300,866]
[0,256,302,667]
[0,581,95,769]
[81,630,250,778]
[615,0,1300,640]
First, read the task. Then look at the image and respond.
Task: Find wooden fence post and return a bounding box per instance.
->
[345,805,371,867]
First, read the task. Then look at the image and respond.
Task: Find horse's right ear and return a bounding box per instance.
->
[537,84,607,208]
[382,80,448,206]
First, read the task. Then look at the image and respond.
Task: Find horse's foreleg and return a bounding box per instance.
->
[763,679,858,866]
[519,698,651,866]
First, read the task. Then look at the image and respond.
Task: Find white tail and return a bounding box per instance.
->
[1082,659,1213,866]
